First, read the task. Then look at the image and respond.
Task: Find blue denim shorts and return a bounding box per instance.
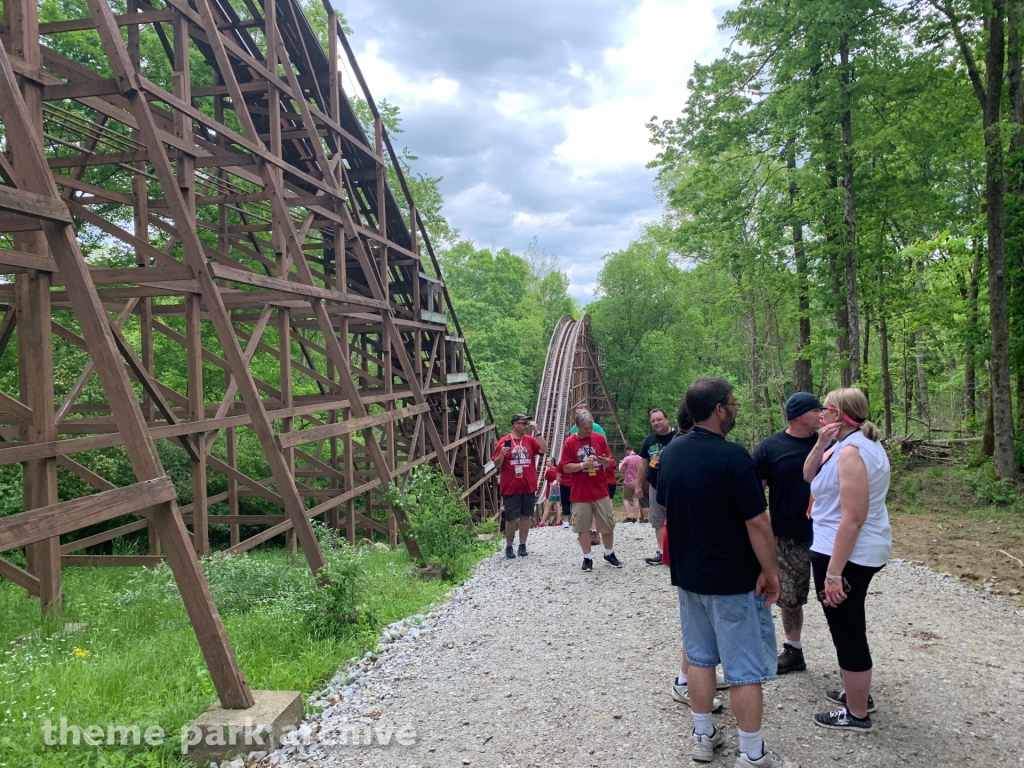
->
[677,587,778,686]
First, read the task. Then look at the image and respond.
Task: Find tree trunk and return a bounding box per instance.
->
[965,240,982,423]
[840,31,861,385]
[984,1,1017,477]
[982,391,996,457]
[789,149,813,393]
[1009,0,1024,450]
[877,274,893,438]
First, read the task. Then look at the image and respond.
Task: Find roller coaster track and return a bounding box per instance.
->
[532,315,627,494]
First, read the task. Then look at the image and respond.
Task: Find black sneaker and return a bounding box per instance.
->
[776,644,806,675]
[517,544,528,557]
[825,689,876,713]
[644,552,663,566]
[603,552,622,568]
[582,557,593,572]
[505,546,515,560]
[813,706,872,732]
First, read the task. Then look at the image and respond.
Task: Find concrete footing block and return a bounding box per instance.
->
[184,689,302,767]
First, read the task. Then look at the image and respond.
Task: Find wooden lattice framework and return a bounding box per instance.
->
[533,315,627,494]
[0,0,499,707]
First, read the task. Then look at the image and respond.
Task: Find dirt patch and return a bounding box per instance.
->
[891,515,1024,605]
[887,462,1024,607]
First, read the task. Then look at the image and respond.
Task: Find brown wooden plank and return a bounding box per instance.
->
[276,403,429,450]
[59,518,150,554]
[0,556,41,595]
[0,477,175,551]
[0,185,73,223]
[61,555,165,567]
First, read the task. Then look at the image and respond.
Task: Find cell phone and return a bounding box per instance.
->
[504,439,512,449]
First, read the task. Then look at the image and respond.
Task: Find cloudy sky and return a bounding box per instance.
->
[337,0,734,303]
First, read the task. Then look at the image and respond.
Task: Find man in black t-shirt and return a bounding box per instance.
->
[658,378,790,768]
[752,391,822,676]
[635,408,675,566]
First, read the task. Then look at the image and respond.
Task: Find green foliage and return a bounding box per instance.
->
[438,240,578,426]
[386,466,493,580]
[0,540,486,768]
[964,466,1022,507]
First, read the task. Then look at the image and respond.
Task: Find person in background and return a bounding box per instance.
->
[537,457,560,527]
[558,410,621,571]
[659,377,790,767]
[804,388,891,733]
[570,402,607,545]
[636,408,675,566]
[618,447,641,523]
[752,391,822,675]
[492,414,547,559]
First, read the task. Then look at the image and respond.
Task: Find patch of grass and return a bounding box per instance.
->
[0,534,487,768]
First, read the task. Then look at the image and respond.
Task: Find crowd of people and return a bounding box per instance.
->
[492,377,892,767]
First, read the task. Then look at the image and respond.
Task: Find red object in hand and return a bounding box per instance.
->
[661,520,669,565]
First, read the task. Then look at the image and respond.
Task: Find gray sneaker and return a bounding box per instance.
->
[735,746,794,768]
[692,727,725,762]
[671,682,722,712]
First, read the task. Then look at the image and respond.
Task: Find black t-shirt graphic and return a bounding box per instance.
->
[752,430,817,542]
[640,430,675,489]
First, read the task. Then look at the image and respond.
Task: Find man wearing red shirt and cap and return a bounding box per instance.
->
[492,414,548,559]
[558,409,622,571]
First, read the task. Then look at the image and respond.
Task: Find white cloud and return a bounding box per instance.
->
[553,0,722,175]
[512,210,572,229]
[351,40,460,105]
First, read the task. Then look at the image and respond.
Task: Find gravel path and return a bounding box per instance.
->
[255,523,1024,768]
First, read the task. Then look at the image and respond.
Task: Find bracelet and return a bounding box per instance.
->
[825,574,843,582]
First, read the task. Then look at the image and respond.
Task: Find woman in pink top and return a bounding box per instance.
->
[618,447,641,523]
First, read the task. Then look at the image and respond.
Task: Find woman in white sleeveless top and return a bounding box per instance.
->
[803,388,891,734]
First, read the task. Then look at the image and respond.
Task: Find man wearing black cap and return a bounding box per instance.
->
[492,414,548,559]
[752,391,822,675]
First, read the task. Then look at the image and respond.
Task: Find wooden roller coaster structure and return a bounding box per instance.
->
[0,0,498,708]
[532,315,627,495]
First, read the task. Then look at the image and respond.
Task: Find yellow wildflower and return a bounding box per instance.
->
[72,648,90,659]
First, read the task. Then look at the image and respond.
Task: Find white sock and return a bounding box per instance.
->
[785,639,802,650]
[691,712,714,737]
[583,553,593,560]
[738,729,763,760]
[604,548,614,556]
[676,672,688,685]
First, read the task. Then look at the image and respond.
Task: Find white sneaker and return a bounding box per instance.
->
[692,726,725,762]
[671,683,722,712]
[561,521,570,528]
[735,746,795,768]
[716,667,730,690]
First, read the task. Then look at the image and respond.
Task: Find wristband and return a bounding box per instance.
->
[825,574,843,582]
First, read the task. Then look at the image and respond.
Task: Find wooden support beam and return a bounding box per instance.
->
[276,403,429,450]
[0,477,175,552]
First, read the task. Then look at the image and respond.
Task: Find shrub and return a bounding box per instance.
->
[964,466,1021,506]
[386,466,482,580]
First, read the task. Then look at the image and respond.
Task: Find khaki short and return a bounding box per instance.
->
[622,484,635,501]
[571,496,615,535]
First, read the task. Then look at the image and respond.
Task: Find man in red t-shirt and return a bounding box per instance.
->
[558,410,622,571]
[492,413,548,559]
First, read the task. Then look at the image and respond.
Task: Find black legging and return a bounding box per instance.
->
[607,483,617,500]
[810,551,884,673]
[559,484,572,521]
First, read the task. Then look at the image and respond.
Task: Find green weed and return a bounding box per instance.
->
[0,538,488,768]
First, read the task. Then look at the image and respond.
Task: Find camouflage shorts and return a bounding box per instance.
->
[775,536,811,610]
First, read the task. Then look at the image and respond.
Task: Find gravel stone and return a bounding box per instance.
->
[256,525,1024,767]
